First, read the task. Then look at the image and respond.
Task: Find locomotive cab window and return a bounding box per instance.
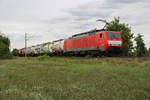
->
[100,34,102,38]
[107,32,120,38]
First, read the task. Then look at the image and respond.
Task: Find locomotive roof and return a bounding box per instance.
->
[71,29,105,38]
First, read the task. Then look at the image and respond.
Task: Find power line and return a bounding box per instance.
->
[25,33,27,57]
[25,33,34,57]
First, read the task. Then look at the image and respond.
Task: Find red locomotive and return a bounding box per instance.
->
[64,29,123,56]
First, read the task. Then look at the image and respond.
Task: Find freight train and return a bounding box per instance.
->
[18,29,123,57]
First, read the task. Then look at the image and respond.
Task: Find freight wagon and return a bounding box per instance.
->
[34,44,42,55]
[41,42,52,55]
[19,48,25,56]
[51,39,64,55]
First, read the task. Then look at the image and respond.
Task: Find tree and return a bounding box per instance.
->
[106,17,134,56]
[148,48,150,56]
[0,34,12,59]
[134,34,147,57]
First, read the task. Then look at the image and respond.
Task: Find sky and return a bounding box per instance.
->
[0,0,150,49]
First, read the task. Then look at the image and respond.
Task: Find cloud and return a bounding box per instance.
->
[105,0,144,4]
[68,1,111,20]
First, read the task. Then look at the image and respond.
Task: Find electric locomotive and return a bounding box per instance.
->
[64,29,123,56]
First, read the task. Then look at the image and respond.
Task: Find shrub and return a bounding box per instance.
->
[0,34,12,59]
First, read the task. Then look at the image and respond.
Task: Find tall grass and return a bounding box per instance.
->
[0,57,150,100]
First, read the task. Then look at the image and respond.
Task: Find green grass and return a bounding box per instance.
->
[0,57,150,100]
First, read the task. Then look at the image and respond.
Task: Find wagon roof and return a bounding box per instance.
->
[53,39,64,42]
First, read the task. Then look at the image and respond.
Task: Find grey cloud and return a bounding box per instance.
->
[64,0,149,29]
[49,17,71,24]
[102,0,148,11]
[133,20,150,26]
[69,9,109,18]
[44,1,115,29]
[67,1,118,22]
[105,0,145,4]
[7,33,25,43]
[48,1,113,34]
[67,0,147,22]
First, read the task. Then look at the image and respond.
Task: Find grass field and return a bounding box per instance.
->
[0,56,150,100]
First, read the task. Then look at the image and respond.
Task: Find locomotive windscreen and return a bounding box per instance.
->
[106,32,120,38]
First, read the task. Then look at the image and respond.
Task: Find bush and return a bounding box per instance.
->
[0,34,12,59]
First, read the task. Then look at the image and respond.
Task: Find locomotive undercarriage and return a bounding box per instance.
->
[62,47,122,57]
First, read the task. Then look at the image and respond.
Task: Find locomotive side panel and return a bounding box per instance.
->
[95,32,107,51]
[64,39,74,52]
[64,33,99,52]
